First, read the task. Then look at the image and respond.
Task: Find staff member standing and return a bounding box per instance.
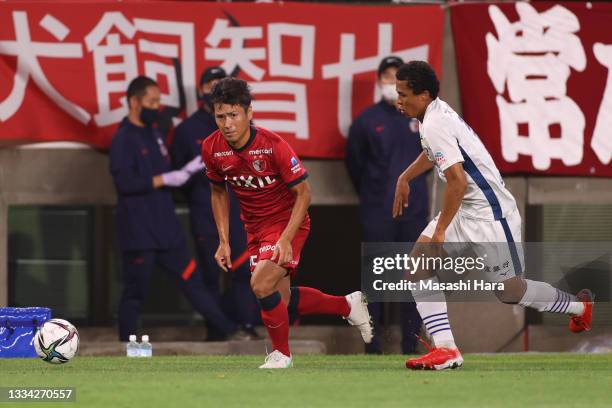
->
[172,67,259,340]
[345,56,429,354]
[110,75,246,341]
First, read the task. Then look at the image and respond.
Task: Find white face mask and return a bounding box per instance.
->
[380,83,398,103]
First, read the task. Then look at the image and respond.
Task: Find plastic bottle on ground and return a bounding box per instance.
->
[126,334,139,357]
[140,335,152,358]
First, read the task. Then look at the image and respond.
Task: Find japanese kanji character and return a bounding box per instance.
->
[486,3,587,170]
[204,19,266,81]
[322,23,428,137]
[0,12,89,123]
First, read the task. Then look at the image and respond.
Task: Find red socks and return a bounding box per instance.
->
[293,287,350,317]
[258,287,351,357]
[258,292,290,356]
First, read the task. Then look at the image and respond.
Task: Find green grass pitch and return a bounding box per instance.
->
[1,354,611,407]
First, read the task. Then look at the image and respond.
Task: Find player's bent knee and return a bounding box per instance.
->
[250,275,274,298]
[495,276,526,304]
[251,282,275,298]
[250,260,287,298]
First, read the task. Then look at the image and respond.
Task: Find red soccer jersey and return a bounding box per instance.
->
[201,126,309,233]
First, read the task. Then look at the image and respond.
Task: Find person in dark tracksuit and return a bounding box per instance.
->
[172,67,260,340]
[345,56,429,354]
[110,75,249,342]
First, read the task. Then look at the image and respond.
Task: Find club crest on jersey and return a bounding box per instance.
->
[252,159,267,173]
[434,151,446,165]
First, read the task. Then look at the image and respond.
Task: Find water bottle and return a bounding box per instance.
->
[126,334,139,357]
[140,335,152,358]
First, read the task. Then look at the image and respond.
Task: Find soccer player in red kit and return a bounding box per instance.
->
[201,78,373,368]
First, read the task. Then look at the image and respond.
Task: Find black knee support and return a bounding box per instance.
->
[257,291,281,311]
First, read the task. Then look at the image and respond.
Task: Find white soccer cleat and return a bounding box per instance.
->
[344,291,373,344]
[258,350,293,369]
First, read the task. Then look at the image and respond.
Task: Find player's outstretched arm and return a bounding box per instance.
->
[272,180,311,266]
[393,152,433,218]
[210,182,232,272]
[431,162,467,243]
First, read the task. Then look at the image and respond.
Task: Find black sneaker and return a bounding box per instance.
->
[243,324,261,340]
[227,327,253,341]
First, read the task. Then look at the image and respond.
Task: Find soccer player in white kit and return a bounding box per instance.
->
[392,61,594,370]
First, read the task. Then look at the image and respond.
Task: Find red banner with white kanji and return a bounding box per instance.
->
[0,1,444,158]
[451,2,612,177]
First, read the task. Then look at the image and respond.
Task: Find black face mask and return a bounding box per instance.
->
[200,93,212,110]
[139,107,159,127]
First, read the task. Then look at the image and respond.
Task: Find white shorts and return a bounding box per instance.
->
[421,209,524,282]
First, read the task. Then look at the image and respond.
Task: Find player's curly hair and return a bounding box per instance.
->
[396,61,440,100]
[210,77,252,111]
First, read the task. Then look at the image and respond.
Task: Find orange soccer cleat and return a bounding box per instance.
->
[406,336,463,370]
[569,289,594,333]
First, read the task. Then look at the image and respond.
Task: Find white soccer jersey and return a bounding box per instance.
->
[419,98,517,221]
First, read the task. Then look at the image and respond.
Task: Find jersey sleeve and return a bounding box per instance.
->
[273,137,308,187]
[424,119,464,172]
[201,140,225,185]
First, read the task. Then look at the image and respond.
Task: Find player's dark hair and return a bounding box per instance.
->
[126,76,158,100]
[396,61,440,100]
[210,77,252,111]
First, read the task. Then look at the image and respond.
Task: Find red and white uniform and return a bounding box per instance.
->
[201,126,310,273]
